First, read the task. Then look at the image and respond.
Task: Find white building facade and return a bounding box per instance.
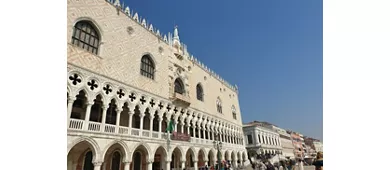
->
[243,122,282,158]
[67,1,248,170]
[313,141,323,153]
[272,126,295,159]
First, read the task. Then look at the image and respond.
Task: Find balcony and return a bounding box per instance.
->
[172,92,191,105]
[68,118,243,149]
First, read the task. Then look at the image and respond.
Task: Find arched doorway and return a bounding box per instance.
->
[185,148,196,169]
[197,149,206,168]
[102,143,127,170]
[153,146,167,170]
[67,140,97,170]
[131,144,149,170]
[208,150,215,167]
[171,147,182,169]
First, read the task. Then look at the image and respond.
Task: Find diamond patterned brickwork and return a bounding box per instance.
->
[67,0,170,97]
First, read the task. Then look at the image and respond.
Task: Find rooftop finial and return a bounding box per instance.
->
[173,25,180,42]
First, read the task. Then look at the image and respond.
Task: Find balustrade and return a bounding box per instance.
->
[68,119,244,148]
[69,119,84,130]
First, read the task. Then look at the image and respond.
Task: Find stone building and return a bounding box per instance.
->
[243,121,282,159]
[272,126,295,160]
[67,0,248,170]
[288,131,304,160]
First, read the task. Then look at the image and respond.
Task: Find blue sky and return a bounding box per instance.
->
[123,0,323,141]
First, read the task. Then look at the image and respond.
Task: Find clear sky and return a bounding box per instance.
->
[123,0,323,141]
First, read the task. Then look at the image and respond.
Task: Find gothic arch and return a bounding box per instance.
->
[170,145,185,159]
[101,140,130,162]
[130,142,152,160]
[67,137,101,162]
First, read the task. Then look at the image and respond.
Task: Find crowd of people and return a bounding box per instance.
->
[251,151,323,170]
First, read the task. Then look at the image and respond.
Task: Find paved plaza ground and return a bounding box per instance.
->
[244,165,316,170]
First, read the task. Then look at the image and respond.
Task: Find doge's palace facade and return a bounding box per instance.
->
[67,1,247,170]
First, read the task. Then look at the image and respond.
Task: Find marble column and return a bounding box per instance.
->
[124,162,130,170]
[93,162,102,170]
[158,117,162,138]
[181,161,185,169]
[100,106,109,132]
[67,98,75,119]
[194,161,198,170]
[149,114,154,137]
[83,102,93,130]
[165,161,171,170]
[147,161,153,170]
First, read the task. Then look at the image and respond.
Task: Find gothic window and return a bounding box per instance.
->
[140,55,155,79]
[232,105,237,120]
[174,78,184,94]
[216,97,222,114]
[71,90,87,120]
[72,21,100,55]
[105,99,117,125]
[196,83,204,101]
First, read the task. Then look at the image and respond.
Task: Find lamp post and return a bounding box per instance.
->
[213,140,223,170]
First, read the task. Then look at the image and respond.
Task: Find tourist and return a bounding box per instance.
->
[298,159,304,170]
[312,152,323,170]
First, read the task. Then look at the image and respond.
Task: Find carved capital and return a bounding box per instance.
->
[92,161,103,166]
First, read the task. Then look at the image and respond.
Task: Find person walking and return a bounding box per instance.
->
[312,152,323,170]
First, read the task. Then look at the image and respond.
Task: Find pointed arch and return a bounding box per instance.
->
[174,78,185,94]
[67,137,101,162]
[101,140,130,162]
[130,142,152,160]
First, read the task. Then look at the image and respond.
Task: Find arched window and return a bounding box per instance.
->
[174,78,184,94]
[232,105,237,120]
[196,83,203,101]
[216,98,222,114]
[72,21,100,55]
[140,55,155,79]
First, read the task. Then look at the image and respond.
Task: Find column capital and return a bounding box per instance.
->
[68,97,76,102]
[147,160,154,164]
[92,161,103,166]
[123,161,131,164]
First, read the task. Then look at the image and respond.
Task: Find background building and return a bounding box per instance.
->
[67,1,248,170]
[243,121,282,161]
[288,131,304,160]
[272,126,295,160]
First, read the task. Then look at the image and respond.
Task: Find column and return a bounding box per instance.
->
[181,161,185,169]
[165,161,171,170]
[158,117,162,138]
[254,131,259,144]
[203,128,206,139]
[198,127,201,139]
[187,124,190,135]
[174,120,178,132]
[115,108,122,133]
[193,161,198,170]
[149,114,153,137]
[140,113,144,134]
[192,125,196,137]
[147,160,153,170]
[83,102,93,130]
[124,161,130,170]
[181,122,184,134]
[67,98,75,119]
[100,106,109,132]
[260,133,263,144]
[93,162,102,170]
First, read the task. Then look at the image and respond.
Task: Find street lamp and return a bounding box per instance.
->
[213,140,223,170]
